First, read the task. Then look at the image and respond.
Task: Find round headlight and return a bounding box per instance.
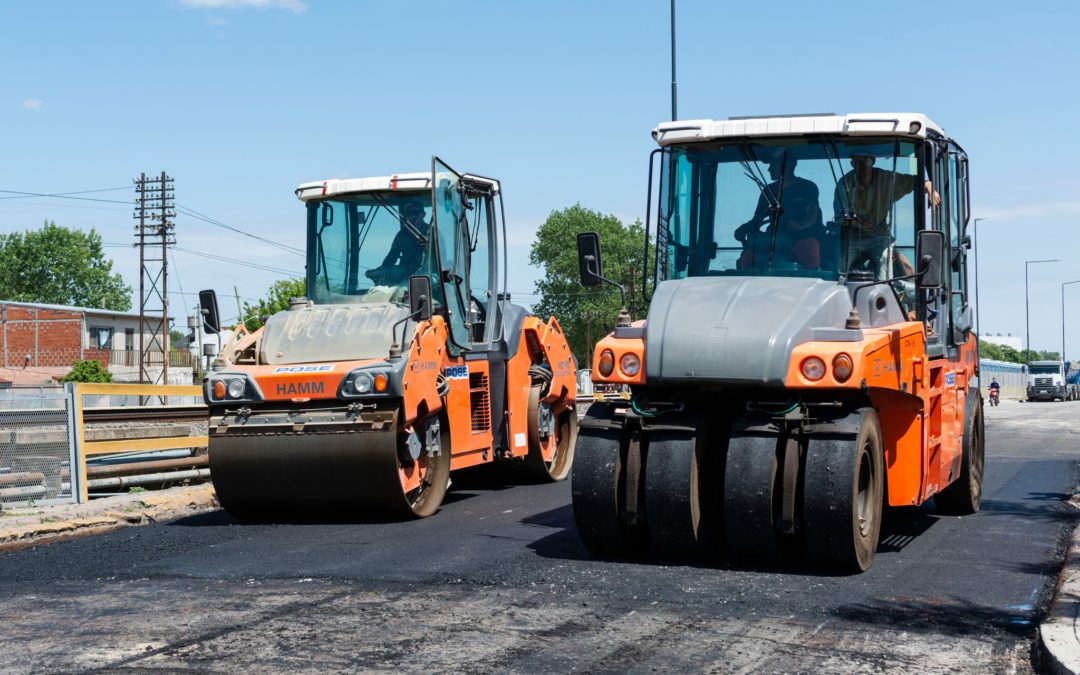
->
[226,378,246,399]
[598,350,615,377]
[620,353,641,377]
[801,357,826,382]
[212,380,226,400]
[353,372,373,394]
[832,353,854,383]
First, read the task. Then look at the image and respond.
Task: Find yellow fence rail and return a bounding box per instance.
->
[71,383,207,503]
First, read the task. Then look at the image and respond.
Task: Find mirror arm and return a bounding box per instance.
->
[846,257,932,329]
[586,256,632,326]
[389,297,428,359]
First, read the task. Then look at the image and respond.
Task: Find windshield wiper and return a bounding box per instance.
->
[821,139,856,229]
[371,193,427,244]
[736,142,779,218]
[766,151,789,271]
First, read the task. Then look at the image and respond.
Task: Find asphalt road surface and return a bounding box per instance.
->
[0,399,1077,674]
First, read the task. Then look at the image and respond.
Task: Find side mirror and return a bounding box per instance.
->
[408,275,432,321]
[955,302,974,335]
[915,230,945,289]
[577,232,603,287]
[198,289,221,334]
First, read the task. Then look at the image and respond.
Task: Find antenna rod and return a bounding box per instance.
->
[670,0,678,120]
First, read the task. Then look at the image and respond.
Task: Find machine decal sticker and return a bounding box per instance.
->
[945,372,955,388]
[514,432,527,448]
[445,365,469,380]
[272,365,335,374]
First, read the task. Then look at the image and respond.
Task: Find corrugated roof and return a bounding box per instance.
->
[0,300,153,320]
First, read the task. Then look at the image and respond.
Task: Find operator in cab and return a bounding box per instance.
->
[834,154,939,278]
[735,156,824,270]
[367,200,431,286]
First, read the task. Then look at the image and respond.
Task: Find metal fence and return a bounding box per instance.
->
[70,383,207,502]
[979,358,1026,399]
[0,388,77,506]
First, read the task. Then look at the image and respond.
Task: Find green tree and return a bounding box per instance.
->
[61,359,113,383]
[0,221,131,311]
[530,205,648,365]
[241,277,307,331]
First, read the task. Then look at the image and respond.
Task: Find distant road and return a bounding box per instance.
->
[0,399,1076,673]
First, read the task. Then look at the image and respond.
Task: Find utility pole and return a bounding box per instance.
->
[670,0,678,121]
[133,172,175,387]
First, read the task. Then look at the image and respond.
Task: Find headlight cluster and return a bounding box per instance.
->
[210,376,254,401]
[597,349,642,379]
[344,368,390,396]
[799,353,854,383]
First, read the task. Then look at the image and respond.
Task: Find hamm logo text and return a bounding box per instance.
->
[276,381,325,396]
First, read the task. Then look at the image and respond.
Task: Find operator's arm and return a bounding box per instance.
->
[735,194,770,242]
[379,230,406,268]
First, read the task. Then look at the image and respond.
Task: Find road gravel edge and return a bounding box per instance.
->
[0,484,218,551]
[1039,493,1080,675]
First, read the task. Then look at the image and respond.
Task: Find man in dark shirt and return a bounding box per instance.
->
[735,157,824,269]
[368,201,431,286]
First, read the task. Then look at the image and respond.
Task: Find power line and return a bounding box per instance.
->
[0,188,131,204]
[172,246,302,276]
[176,203,305,257]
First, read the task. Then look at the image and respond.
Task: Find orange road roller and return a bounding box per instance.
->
[202,158,577,519]
[573,113,983,572]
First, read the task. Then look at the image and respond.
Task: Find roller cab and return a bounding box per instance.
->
[574,114,983,571]
[204,158,577,520]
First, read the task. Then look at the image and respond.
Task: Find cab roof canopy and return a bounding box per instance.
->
[652,112,945,147]
[295,172,499,202]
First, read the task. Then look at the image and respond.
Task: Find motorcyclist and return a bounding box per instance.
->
[988,377,1001,404]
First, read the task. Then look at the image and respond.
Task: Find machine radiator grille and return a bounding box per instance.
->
[1035,377,1054,387]
[469,373,490,433]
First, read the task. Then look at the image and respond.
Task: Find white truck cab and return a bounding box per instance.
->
[1027,361,1071,401]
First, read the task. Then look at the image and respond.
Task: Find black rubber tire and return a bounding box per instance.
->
[523,384,578,482]
[644,429,713,557]
[803,408,884,573]
[723,433,781,562]
[402,417,452,519]
[572,405,642,555]
[935,394,985,515]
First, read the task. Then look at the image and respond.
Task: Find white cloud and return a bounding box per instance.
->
[178,0,306,13]
[21,99,43,111]
[208,17,230,25]
[978,200,1080,221]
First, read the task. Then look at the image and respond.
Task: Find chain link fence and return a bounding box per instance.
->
[0,387,77,507]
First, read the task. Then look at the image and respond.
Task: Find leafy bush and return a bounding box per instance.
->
[61,359,113,383]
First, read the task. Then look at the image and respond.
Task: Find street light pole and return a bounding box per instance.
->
[1026,259,1059,361]
[1062,280,1080,364]
[973,217,986,340]
[670,0,677,121]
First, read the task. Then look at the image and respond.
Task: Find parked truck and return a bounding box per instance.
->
[1026,361,1076,401]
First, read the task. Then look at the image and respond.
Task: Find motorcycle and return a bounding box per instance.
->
[988,388,1000,407]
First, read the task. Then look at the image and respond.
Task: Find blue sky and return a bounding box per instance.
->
[2,0,1078,354]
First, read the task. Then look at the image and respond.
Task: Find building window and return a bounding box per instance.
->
[125,328,135,350]
[91,327,114,350]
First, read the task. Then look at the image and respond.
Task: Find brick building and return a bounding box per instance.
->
[0,300,190,386]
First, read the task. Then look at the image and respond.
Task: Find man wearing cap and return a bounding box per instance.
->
[834,155,939,277]
[368,201,431,285]
[735,156,824,269]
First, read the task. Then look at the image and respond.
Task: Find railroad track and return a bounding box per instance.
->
[82,406,208,423]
